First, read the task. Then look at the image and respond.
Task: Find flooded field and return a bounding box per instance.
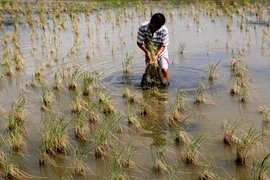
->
[0,0,269,179]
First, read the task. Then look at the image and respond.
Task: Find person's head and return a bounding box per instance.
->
[150,13,166,33]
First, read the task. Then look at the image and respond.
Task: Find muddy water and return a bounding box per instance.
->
[0,1,269,179]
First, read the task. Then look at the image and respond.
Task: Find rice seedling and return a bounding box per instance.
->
[13,50,24,70]
[208,60,221,81]
[194,78,206,104]
[52,71,63,90]
[87,101,100,123]
[140,95,159,116]
[74,110,89,141]
[152,144,168,173]
[230,50,237,72]
[174,116,191,145]
[39,116,71,157]
[82,71,94,96]
[169,104,181,126]
[223,119,242,145]
[122,51,135,74]
[70,145,92,176]
[179,42,186,54]
[70,95,86,114]
[98,91,116,115]
[236,126,261,165]
[252,153,270,180]
[240,86,248,103]
[122,85,139,103]
[95,113,124,158]
[31,76,44,88]
[182,133,207,165]
[110,142,136,179]
[126,105,140,129]
[9,97,27,122]
[2,156,34,180]
[34,66,42,78]
[41,86,52,111]
[3,59,14,77]
[68,67,81,91]
[175,89,187,112]
[198,165,219,180]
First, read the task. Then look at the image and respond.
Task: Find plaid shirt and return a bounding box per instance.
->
[137,21,169,60]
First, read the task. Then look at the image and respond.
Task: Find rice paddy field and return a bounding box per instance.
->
[0,0,269,179]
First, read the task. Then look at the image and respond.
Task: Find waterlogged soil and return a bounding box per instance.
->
[0,1,269,179]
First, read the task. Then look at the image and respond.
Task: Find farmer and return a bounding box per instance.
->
[137,13,170,86]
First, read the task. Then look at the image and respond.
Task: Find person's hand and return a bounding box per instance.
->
[145,51,151,60]
[153,55,158,62]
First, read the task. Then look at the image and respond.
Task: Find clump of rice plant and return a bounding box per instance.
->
[223,119,242,145]
[122,85,139,103]
[9,97,27,122]
[122,51,135,74]
[70,145,92,176]
[140,95,159,116]
[41,86,52,111]
[252,153,270,180]
[52,71,63,90]
[152,145,168,173]
[68,67,81,91]
[235,126,261,165]
[179,42,186,54]
[240,86,248,103]
[74,110,89,141]
[95,114,123,158]
[2,156,34,180]
[198,165,219,180]
[82,71,93,96]
[126,106,140,129]
[208,60,221,81]
[39,116,71,158]
[169,103,181,126]
[174,116,191,145]
[87,101,100,123]
[98,91,116,115]
[175,89,187,112]
[13,50,24,70]
[182,133,207,165]
[194,78,206,104]
[230,50,237,72]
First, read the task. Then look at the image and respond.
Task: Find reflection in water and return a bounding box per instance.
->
[140,87,168,146]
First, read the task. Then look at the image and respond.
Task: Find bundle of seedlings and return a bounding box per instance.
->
[41,86,53,112]
[181,133,207,165]
[141,43,166,87]
[222,119,242,145]
[235,126,261,165]
[68,67,81,91]
[87,101,100,123]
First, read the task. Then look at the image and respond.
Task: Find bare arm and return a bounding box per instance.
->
[137,42,151,60]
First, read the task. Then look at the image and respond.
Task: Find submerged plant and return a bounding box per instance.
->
[208,60,221,81]
[236,126,261,165]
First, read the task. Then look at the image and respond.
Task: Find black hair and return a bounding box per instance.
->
[150,13,166,27]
